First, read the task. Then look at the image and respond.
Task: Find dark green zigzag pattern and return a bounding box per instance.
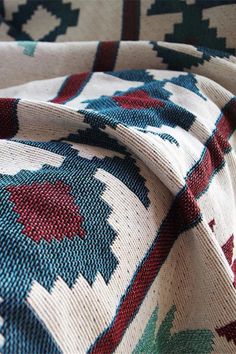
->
[151,40,233,72]
[148,0,236,55]
[7,0,79,41]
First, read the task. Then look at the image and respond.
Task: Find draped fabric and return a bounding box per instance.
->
[0,1,236,353]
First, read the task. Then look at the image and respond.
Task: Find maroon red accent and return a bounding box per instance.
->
[90,188,200,353]
[51,72,89,104]
[122,0,140,40]
[93,41,119,72]
[216,320,236,345]
[89,98,236,354]
[232,260,236,288]
[208,219,216,232]
[7,180,85,243]
[222,235,234,265]
[186,112,233,198]
[0,98,19,139]
[113,90,165,110]
[221,234,236,288]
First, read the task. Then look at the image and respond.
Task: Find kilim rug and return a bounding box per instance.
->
[0,1,236,353]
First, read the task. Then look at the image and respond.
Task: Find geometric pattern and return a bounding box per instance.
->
[0,62,235,353]
[83,71,202,132]
[0,128,151,352]
[147,0,236,55]
[0,0,234,57]
[4,0,79,41]
[7,180,86,243]
[113,89,165,110]
[26,164,169,353]
[0,1,236,353]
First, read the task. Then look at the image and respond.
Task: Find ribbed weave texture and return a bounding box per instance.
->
[0,1,236,353]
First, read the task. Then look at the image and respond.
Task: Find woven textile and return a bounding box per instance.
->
[0,0,236,55]
[0,1,236,353]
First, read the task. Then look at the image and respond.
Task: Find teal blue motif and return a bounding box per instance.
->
[18,41,38,57]
[133,305,214,354]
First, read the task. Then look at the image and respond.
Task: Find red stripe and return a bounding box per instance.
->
[222,235,234,265]
[90,190,199,353]
[90,98,236,353]
[93,42,119,72]
[51,72,89,104]
[0,98,19,139]
[186,111,234,198]
[90,189,199,353]
[122,0,140,40]
[232,260,236,287]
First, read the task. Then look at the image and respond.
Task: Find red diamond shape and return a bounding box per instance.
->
[7,180,85,243]
[113,89,165,109]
